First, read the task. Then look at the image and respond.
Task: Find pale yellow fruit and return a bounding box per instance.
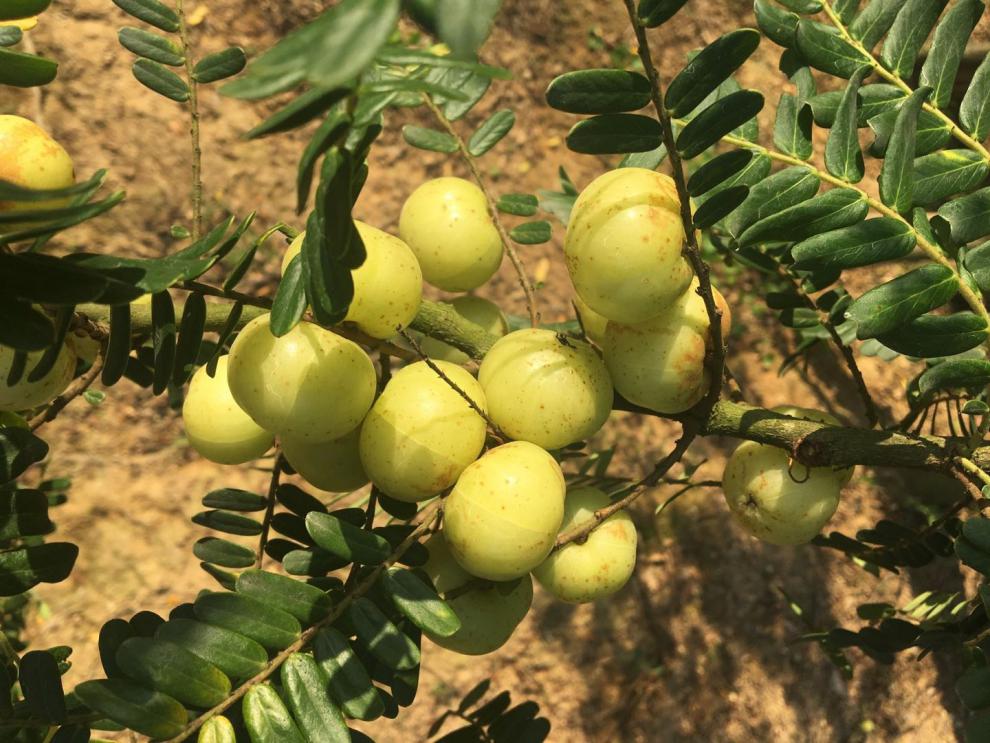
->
[281,221,423,339]
[67,332,101,365]
[722,440,843,546]
[422,533,533,655]
[281,428,368,493]
[564,167,692,324]
[227,314,376,442]
[359,360,487,502]
[0,116,74,224]
[0,342,75,412]
[478,329,612,449]
[399,177,503,291]
[572,292,608,346]
[420,295,508,364]
[532,487,637,603]
[603,281,729,414]
[182,357,274,465]
[771,405,853,485]
[444,441,566,581]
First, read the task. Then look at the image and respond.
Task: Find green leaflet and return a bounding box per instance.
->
[382,567,461,637]
[193,47,247,84]
[676,90,764,158]
[964,240,990,292]
[737,188,867,247]
[132,58,189,102]
[118,27,184,66]
[305,511,391,564]
[19,650,65,724]
[937,186,990,244]
[74,679,186,740]
[544,69,651,114]
[879,87,931,214]
[193,537,256,568]
[243,684,306,743]
[808,84,904,128]
[686,150,754,196]
[795,20,870,78]
[773,93,813,160]
[199,716,237,743]
[850,0,902,49]
[156,618,268,681]
[791,217,915,270]
[847,263,959,339]
[754,0,799,47]
[313,627,385,721]
[468,109,515,156]
[111,0,180,33]
[665,29,761,117]
[115,637,231,708]
[191,509,263,536]
[0,542,77,596]
[868,107,951,158]
[725,166,820,238]
[236,568,333,624]
[879,0,949,79]
[877,313,988,358]
[194,592,301,651]
[346,597,420,670]
[918,358,990,397]
[912,149,989,208]
[281,653,350,743]
[566,113,663,154]
[825,67,868,183]
[961,52,990,141]
[918,0,984,109]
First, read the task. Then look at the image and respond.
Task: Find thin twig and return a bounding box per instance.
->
[421,94,539,326]
[163,498,443,743]
[177,0,204,240]
[398,328,508,441]
[256,452,283,569]
[29,352,105,432]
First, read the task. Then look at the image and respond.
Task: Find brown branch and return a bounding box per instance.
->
[163,498,443,743]
[29,352,105,432]
[421,94,540,327]
[255,452,283,569]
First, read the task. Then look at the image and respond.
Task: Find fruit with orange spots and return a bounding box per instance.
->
[0,341,76,413]
[0,116,75,229]
[443,441,566,581]
[532,487,637,603]
[572,291,608,346]
[419,295,508,364]
[478,328,613,450]
[359,360,487,502]
[564,167,693,324]
[281,221,422,339]
[226,313,376,442]
[181,357,274,465]
[280,427,368,493]
[399,177,503,291]
[421,532,533,655]
[602,280,729,414]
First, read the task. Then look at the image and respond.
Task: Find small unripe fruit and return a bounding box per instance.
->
[421,533,533,655]
[359,360,487,502]
[281,428,368,493]
[420,295,508,364]
[399,177,503,291]
[722,438,844,546]
[282,221,423,339]
[572,292,608,346]
[0,342,76,412]
[532,487,637,603]
[603,281,728,414]
[565,167,692,324]
[182,357,274,465]
[0,116,75,224]
[227,314,376,442]
[771,405,854,485]
[443,441,566,581]
[478,329,613,450]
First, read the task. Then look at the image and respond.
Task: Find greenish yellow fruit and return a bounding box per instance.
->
[573,292,608,346]
[421,532,533,655]
[603,280,729,415]
[281,427,369,493]
[722,438,844,546]
[771,405,854,485]
[399,177,503,291]
[282,221,423,339]
[420,295,508,364]
[182,357,274,465]
[479,329,612,449]
[67,331,101,365]
[0,116,75,226]
[0,342,76,413]
[444,441,565,581]
[227,314,376,442]
[532,487,637,603]
[360,360,487,502]
[564,167,692,324]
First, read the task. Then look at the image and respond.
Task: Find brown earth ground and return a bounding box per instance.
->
[4,1,990,741]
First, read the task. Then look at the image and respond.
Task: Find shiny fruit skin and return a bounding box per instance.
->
[564,168,692,324]
[281,428,368,493]
[443,441,566,581]
[420,295,508,364]
[421,533,533,655]
[227,314,376,442]
[359,360,487,502]
[478,328,613,450]
[182,357,274,465]
[603,281,728,415]
[771,405,853,485]
[0,116,74,221]
[532,487,636,603]
[0,342,76,412]
[398,177,503,291]
[282,221,423,339]
[722,440,842,546]
[573,292,608,347]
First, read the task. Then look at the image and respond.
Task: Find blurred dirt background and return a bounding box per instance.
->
[4,0,990,740]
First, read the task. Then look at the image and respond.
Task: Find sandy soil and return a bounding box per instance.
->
[4,1,989,740]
